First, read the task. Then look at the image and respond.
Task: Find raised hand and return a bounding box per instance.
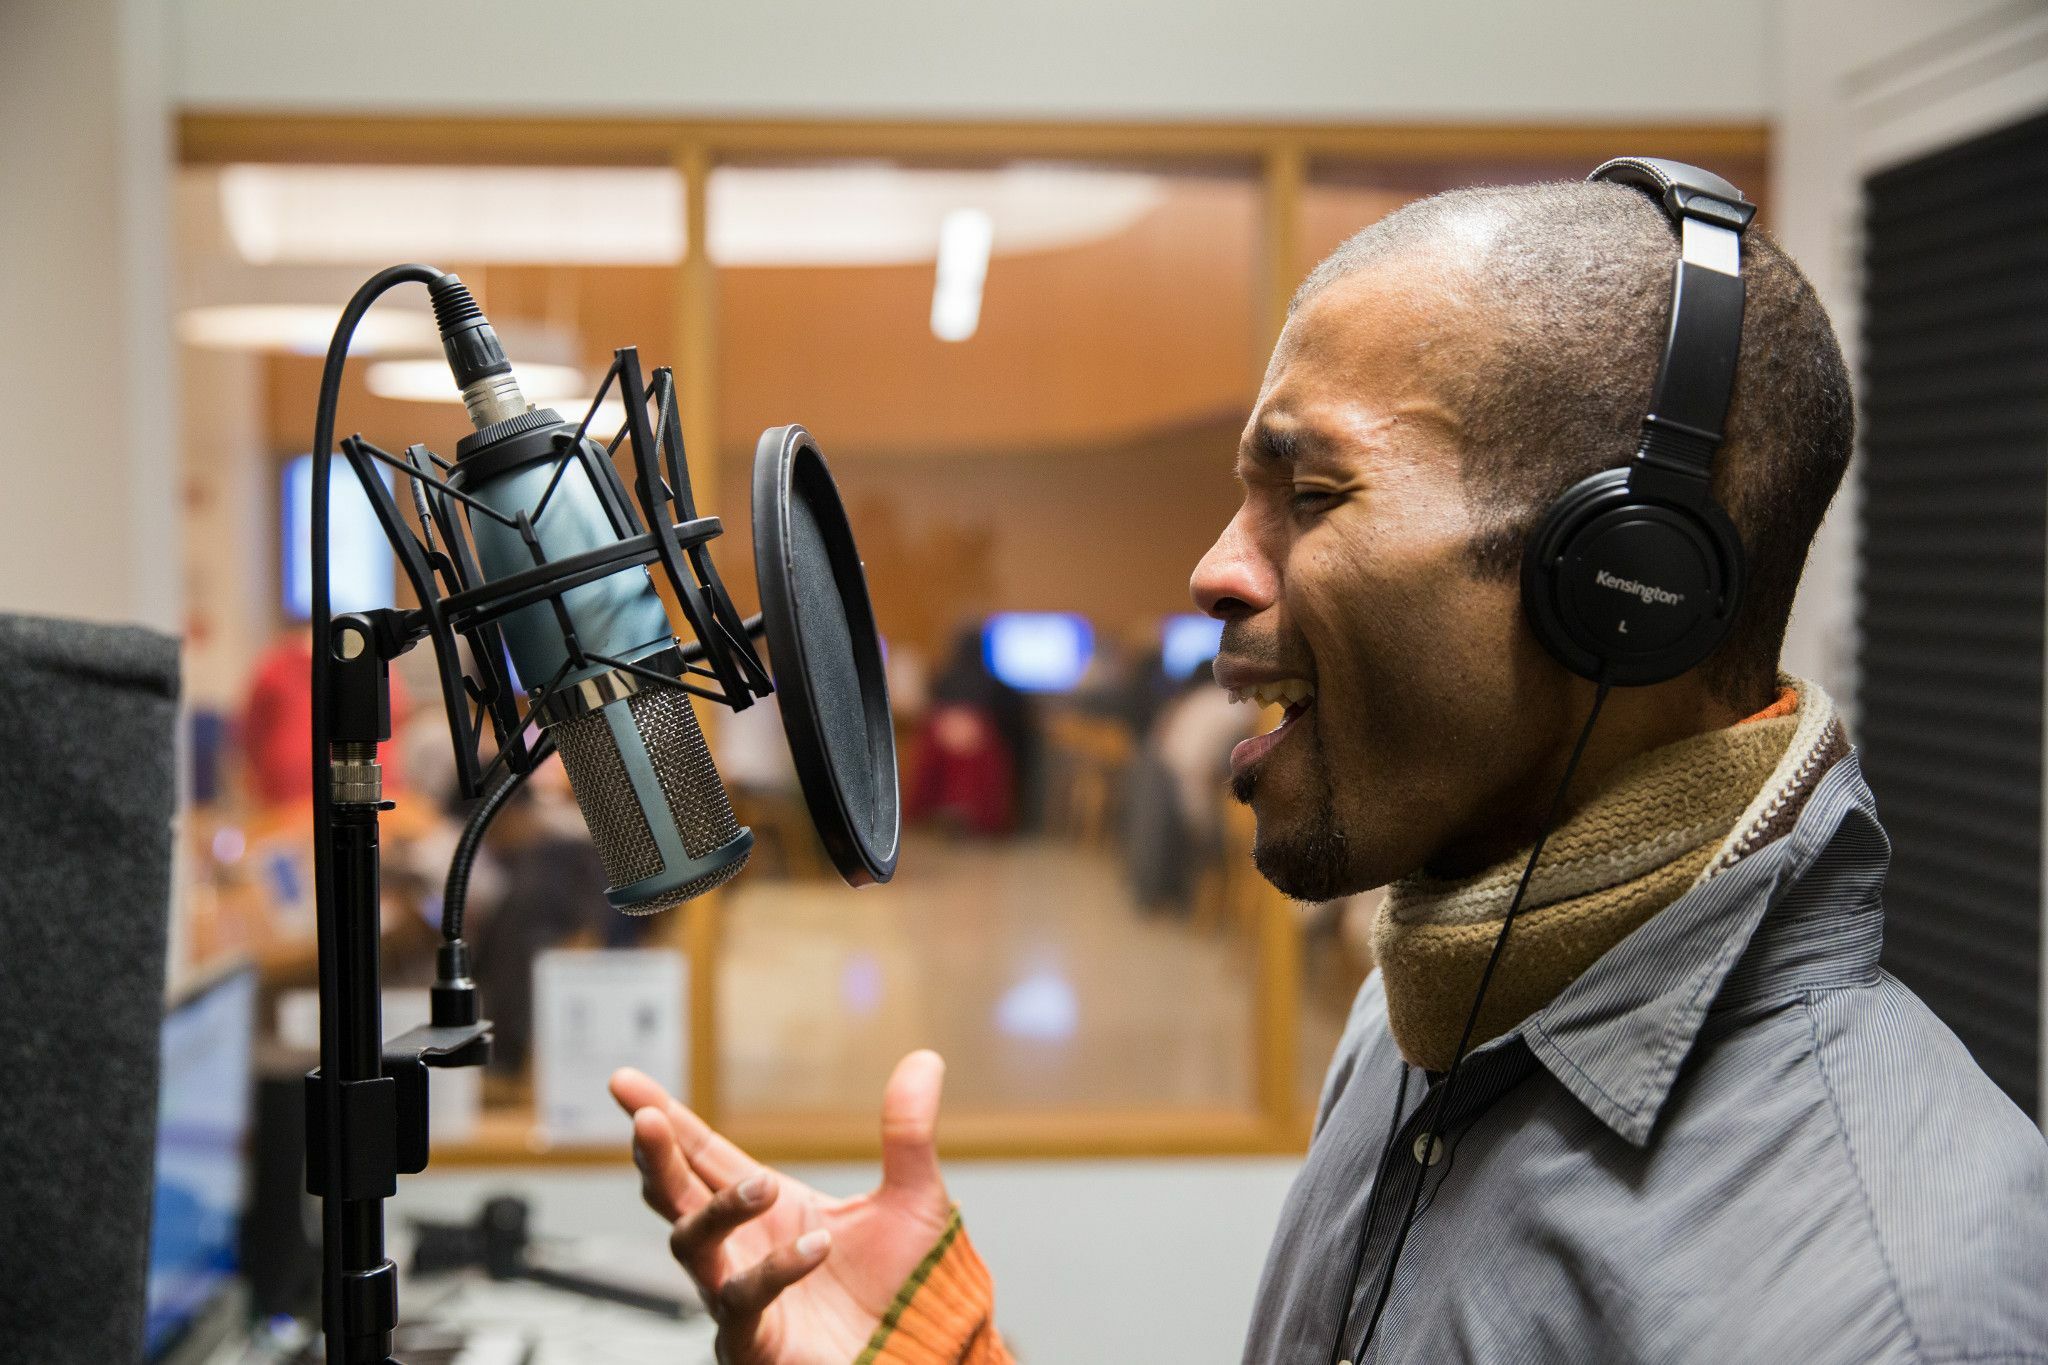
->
[610,1051,954,1364]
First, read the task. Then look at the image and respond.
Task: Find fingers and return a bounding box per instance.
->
[669,1170,780,1279]
[659,1096,759,1190]
[610,1066,674,1120]
[715,1229,832,1322]
[633,1106,710,1223]
[613,1066,757,1191]
[879,1050,947,1198]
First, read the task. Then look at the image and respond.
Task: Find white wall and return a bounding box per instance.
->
[0,0,178,634]
[168,0,1772,121]
[395,1157,1302,1365]
[1771,0,2048,711]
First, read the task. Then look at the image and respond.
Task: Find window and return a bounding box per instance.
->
[174,121,1770,1160]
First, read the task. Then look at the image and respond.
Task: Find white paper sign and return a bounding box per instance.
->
[534,948,688,1146]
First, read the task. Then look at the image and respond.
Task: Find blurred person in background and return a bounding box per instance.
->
[1155,661,1253,880]
[1124,662,1250,911]
[1112,643,1175,739]
[904,626,1032,837]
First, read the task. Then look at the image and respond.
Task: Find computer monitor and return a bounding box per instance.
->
[983,612,1094,693]
[145,968,258,1362]
[1161,613,1224,681]
[281,452,396,620]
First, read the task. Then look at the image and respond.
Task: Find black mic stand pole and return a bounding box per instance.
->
[311,607,494,1364]
[310,609,402,1364]
[309,265,495,1365]
[309,261,445,1365]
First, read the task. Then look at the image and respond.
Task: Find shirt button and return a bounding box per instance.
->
[1413,1133,1444,1166]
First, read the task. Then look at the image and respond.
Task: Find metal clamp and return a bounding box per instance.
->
[531,645,685,727]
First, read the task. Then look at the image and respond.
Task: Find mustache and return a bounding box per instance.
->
[1218,622,1278,666]
[1218,622,1306,673]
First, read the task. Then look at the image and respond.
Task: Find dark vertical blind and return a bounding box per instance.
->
[1859,108,2048,1118]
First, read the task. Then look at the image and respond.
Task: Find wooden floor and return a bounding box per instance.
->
[718,832,1280,1118]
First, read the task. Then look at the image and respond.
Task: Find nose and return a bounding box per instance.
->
[1191,505,1276,622]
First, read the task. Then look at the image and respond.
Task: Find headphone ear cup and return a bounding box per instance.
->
[1522,469,1744,686]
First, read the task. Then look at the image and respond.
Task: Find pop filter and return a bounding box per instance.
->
[751,425,900,886]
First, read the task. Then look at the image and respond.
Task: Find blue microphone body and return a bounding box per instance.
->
[461,427,673,687]
[433,270,752,915]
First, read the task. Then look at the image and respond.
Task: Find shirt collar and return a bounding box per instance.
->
[1513,748,1885,1146]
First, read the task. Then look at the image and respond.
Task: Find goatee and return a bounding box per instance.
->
[1235,744,1355,903]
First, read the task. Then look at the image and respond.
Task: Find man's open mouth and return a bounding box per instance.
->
[1226,680,1316,778]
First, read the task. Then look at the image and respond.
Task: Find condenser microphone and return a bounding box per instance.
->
[429,274,751,914]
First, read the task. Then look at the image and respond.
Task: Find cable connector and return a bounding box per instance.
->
[431,939,481,1028]
[428,274,527,429]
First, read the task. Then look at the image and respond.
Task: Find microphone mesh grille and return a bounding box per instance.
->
[552,705,665,889]
[551,682,749,915]
[628,685,748,910]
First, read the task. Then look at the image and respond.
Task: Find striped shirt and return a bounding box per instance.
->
[1243,751,2048,1364]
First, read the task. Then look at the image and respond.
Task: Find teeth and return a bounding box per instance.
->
[1227,679,1316,707]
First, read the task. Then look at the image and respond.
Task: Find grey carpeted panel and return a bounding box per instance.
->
[0,613,180,1363]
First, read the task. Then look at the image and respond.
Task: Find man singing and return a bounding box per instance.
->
[610,166,2048,1363]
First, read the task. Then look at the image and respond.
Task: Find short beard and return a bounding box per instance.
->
[1232,739,1356,903]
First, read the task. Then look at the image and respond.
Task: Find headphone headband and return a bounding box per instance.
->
[1589,157,1755,489]
[1518,157,1756,688]
[1590,156,1756,229]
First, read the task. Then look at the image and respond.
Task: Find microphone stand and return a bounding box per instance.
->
[306,265,773,1364]
[312,606,492,1365]
[310,263,458,1365]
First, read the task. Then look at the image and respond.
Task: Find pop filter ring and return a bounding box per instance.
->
[752,424,901,886]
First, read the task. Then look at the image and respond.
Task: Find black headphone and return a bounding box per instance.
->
[1520,157,1758,687]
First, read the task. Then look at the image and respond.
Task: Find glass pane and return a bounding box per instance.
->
[709,158,1269,1123]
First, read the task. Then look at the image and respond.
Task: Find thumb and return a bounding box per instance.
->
[878,1049,946,1199]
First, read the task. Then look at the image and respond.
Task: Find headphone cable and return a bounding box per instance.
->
[1324,1061,1413,1365]
[1347,678,1612,1362]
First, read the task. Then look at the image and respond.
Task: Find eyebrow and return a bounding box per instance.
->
[1240,420,1337,474]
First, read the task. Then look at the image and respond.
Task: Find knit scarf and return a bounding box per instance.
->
[1373,674,1850,1072]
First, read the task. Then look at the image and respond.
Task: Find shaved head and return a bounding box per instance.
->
[1293,181,1854,707]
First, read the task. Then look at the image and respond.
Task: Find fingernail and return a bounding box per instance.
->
[796,1229,831,1257]
[737,1174,768,1203]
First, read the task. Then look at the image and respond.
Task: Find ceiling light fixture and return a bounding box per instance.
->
[930,208,994,343]
[178,304,440,356]
[216,163,1165,269]
[364,359,587,406]
[221,164,682,265]
[363,360,626,436]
